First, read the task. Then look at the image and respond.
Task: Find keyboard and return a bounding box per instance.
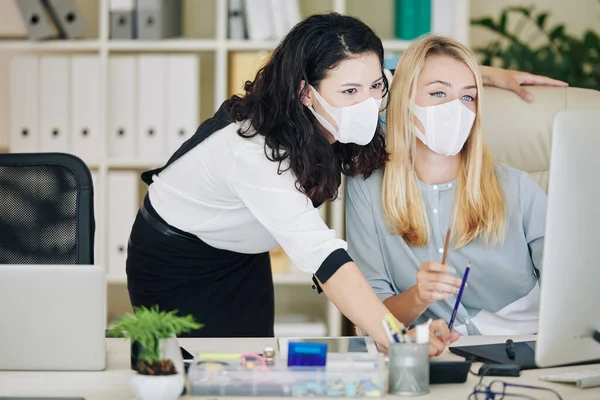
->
[540,368,600,389]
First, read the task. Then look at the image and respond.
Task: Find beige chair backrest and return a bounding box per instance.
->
[481,86,600,192]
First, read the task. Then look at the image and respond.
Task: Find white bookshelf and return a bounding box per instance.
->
[0,0,469,337]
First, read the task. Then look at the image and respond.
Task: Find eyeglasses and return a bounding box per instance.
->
[469,378,564,400]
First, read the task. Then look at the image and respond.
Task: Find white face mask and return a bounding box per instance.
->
[412,99,476,156]
[306,85,382,146]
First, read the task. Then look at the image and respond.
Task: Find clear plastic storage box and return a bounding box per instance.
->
[188,352,385,397]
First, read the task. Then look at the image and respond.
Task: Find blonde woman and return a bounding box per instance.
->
[345,36,547,336]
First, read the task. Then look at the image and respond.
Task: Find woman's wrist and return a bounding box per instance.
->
[479,65,494,86]
[410,284,429,308]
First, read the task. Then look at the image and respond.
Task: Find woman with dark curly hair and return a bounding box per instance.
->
[125,12,565,353]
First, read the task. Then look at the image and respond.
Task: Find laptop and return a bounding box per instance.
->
[450,109,600,370]
[0,264,106,371]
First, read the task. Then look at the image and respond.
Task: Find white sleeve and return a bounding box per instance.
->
[227,143,351,278]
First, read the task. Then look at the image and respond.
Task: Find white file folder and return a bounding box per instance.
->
[137,55,166,161]
[9,56,40,153]
[40,56,70,153]
[108,56,137,159]
[166,55,199,155]
[432,0,454,37]
[244,0,274,40]
[107,171,138,277]
[71,55,102,165]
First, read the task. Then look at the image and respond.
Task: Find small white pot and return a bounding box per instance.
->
[130,336,186,400]
[131,373,184,400]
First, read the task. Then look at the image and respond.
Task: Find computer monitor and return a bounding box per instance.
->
[450,110,600,369]
[535,109,600,368]
[0,264,106,371]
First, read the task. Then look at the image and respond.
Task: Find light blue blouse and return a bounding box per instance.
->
[345,164,547,336]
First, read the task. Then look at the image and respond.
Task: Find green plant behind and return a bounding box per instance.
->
[471,4,600,90]
[108,305,202,365]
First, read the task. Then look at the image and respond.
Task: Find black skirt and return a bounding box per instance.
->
[126,195,275,337]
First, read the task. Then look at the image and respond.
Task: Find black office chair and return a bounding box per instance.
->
[0,153,95,264]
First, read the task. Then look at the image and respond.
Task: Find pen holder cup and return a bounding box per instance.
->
[388,342,430,396]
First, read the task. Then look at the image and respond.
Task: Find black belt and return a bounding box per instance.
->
[140,201,199,242]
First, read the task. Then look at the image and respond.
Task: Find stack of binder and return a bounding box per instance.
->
[12,0,86,40]
[108,54,200,160]
[109,0,182,40]
[10,53,200,162]
[10,55,102,162]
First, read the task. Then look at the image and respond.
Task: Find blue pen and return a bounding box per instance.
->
[448,261,471,331]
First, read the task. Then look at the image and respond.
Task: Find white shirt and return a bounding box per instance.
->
[148,121,347,274]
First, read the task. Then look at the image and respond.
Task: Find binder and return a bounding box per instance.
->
[110,0,136,39]
[267,0,287,40]
[108,56,137,159]
[137,55,166,161]
[166,55,199,155]
[14,0,59,40]
[43,0,85,39]
[40,56,70,153]
[431,0,454,37]
[282,0,301,32]
[107,171,138,277]
[70,55,102,165]
[9,56,40,153]
[137,0,182,40]
[395,0,417,40]
[227,0,246,40]
[0,0,28,38]
[243,0,274,40]
[415,0,431,37]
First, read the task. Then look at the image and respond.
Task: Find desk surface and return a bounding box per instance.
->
[0,336,599,399]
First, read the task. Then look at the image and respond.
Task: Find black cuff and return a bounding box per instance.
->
[311,249,353,294]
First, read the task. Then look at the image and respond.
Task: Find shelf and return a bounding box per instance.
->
[108,159,164,169]
[381,39,413,52]
[0,40,101,51]
[226,40,280,51]
[107,39,283,52]
[102,39,411,53]
[108,39,218,52]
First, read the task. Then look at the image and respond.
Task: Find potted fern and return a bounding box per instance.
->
[109,305,202,400]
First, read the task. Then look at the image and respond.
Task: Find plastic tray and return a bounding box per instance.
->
[188,352,385,397]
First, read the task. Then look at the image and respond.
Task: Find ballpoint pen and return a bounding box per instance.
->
[506,339,516,360]
[447,261,471,331]
[441,228,451,265]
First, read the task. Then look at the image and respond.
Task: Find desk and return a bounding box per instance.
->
[0,336,598,399]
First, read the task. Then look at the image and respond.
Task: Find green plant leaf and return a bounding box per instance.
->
[535,12,548,30]
[549,25,566,41]
[499,11,508,32]
[471,4,600,91]
[471,17,498,31]
[108,305,203,364]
